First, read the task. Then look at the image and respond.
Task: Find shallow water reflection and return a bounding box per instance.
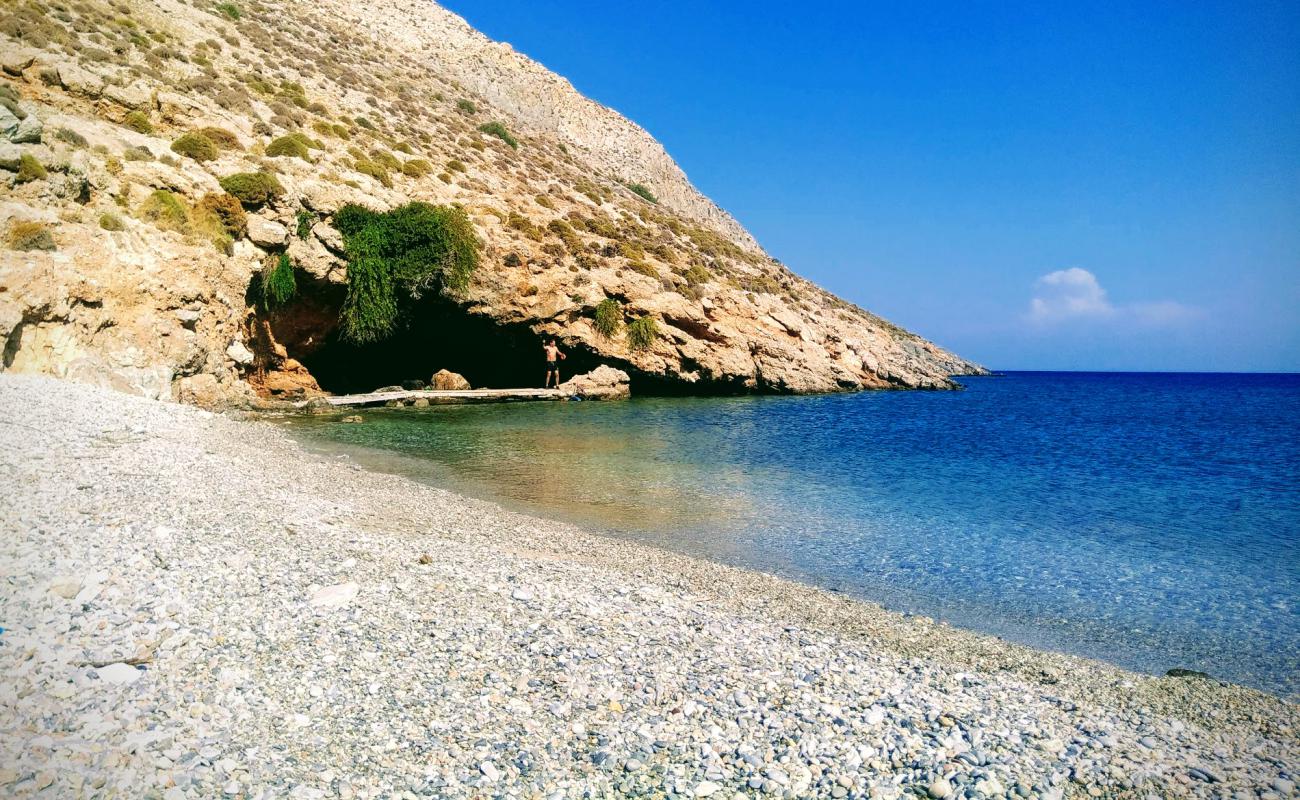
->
[287,373,1300,698]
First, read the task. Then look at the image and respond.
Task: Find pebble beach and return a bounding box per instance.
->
[1,374,1296,799]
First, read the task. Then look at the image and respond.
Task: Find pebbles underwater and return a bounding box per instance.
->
[0,374,1296,798]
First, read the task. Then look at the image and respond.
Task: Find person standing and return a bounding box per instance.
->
[543,339,565,388]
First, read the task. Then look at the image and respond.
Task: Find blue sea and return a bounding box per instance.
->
[286,372,1300,698]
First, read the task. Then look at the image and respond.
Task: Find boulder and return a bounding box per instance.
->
[287,235,346,284]
[226,340,255,366]
[558,365,630,400]
[55,61,104,98]
[247,215,289,248]
[1,47,37,76]
[0,141,21,171]
[174,374,222,408]
[0,105,19,141]
[431,369,471,390]
[260,359,321,398]
[103,81,151,110]
[311,220,346,255]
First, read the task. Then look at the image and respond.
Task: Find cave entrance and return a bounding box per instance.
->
[286,295,601,395]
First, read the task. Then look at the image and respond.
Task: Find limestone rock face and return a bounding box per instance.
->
[558,366,630,400]
[0,0,983,408]
[431,369,471,391]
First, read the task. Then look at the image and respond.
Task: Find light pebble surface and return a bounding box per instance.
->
[0,374,1295,800]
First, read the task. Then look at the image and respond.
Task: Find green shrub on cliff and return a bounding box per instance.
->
[15,154,46,183]
[401,158,433,177]
[593,299,621,339]
[6,220,56,251]
[684,264,711,286]
[353,159,391,188]
[478,121,518,149]
[260,253,297,308]
[626,315,658,351]
[218,171,283,207]
[137,189,189,231]
[196,192,247,237]
[333,202,481,343]
[627,182,657,204]
[123,110,153,134]
[265,134,310,160]
[295,209,316,238]
[170,132,218,162]
[197,126,243,150]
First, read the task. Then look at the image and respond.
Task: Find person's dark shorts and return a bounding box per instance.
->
[546,360,557,369]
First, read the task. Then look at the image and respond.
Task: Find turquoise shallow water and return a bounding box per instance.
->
[286,372,1300,698]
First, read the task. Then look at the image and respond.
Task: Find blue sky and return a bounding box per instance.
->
[440,0,1300,371]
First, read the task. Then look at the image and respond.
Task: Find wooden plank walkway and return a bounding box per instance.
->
[324,388,566,407]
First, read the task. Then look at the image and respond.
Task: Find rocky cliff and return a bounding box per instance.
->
[0,0,984,407]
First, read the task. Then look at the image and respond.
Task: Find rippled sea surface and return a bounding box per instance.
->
[286,372,1300,697]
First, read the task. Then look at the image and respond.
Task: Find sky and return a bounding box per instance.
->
[440,0,1300,372]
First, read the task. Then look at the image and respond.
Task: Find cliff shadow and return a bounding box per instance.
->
[247,274,605,395]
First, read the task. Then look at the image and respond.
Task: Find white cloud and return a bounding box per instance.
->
[1028,267,1115,322]
[1026,268,1197,327]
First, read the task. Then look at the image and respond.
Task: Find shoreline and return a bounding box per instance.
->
[1,374,1296,798]
[280,408,1288,702]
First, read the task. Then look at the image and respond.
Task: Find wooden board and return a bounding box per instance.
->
[324,388,566,406]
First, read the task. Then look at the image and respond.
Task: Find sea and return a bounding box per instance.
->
[285,372,1300,698]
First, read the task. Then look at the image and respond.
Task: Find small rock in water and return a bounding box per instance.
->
[340,415,363,424]
[1165,667,1214,680]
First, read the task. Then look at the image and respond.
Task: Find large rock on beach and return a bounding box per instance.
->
[431,369,471,391]
[558,365,631,399]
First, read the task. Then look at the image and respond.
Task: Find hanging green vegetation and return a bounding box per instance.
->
[295,209,316,238]
[333,202,481,344]
[626,315,659,351]
[260,252,297,308]
[593,298,622,339]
